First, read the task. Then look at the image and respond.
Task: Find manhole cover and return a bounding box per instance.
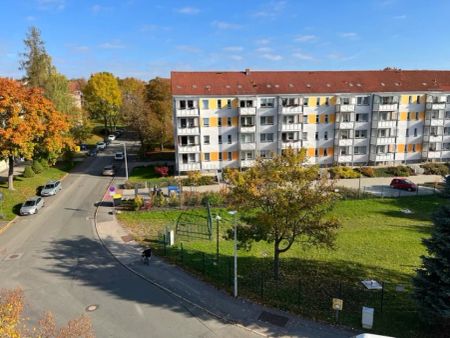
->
[85,304,99,312]
[121,235,133,243]
[258,311,289,327]
[4,253,23,261]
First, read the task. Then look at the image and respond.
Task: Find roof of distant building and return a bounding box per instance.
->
[171,69,450,96]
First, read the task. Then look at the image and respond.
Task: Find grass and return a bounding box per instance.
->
[128,165,175,185]
[117,195,445,337]
[0,162,76,220]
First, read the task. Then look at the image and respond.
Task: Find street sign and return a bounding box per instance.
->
[332,298,343,311]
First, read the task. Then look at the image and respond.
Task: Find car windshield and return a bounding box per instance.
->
[24,201,36,207]
[44,184,55,189]
[403,179,413,184]
[104,166,113,170]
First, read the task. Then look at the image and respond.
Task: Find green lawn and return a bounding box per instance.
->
[117,196,443,337]
[128,165,175,185]
[0,162,75,220]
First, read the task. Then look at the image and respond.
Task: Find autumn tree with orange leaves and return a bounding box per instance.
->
[0,78,73,190]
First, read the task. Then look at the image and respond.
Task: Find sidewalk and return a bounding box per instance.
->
[95,197,356,338]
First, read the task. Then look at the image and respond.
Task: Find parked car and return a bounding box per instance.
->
[102,165,116,176]
[41,180,62,196]
[390,178,417,191]
[88,148,97,156]
[20,196,44,215]
[96,141,106,150]
[108,134,116,141]
[114,152,124,161]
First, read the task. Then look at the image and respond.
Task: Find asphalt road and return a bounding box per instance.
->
[0,140,260,338]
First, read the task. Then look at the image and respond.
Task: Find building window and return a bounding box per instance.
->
[303,115,308,123]
[241,151,254,160]
[357,96,369,105]
[219,152,223,161]
[204,153,210,161]
[314,149,318,157]
[260,116,274,125]
[241,134,255,143]
[325,115,329,123]
[414,128,417,137]
[316,97,320,106]
[324,131,328,140]
[188,153,196,162]
[325,97,330,106]
[315,132,319,140]
[202,100,209,109]
[203,135,210,144]
[302,132,308,140]
[376,145,387,154]
[228,151,232,160]
[218,118,222,127]
[180,100,186,110]
[354,146,367,155]
[315,115,319,123]
[260,133,274,142]
[240,100,254,108]
[406,129,409,137]
[412,144,416,152]
[416,95,420,104]
[218,135,222,144]
[241,116,254,126]
[283,115,295,124]
[342,97,350,105]
[323,148,328,156]
[179,100,194,109]
[218,100,222,109]
[407,112,411,120]
[340,147,349,155]
[415,112,419,120]
[355,113,369,122]
[260,98,275,108]
[443,143,450,150]
[260,150,272,159]
[304,98,309,106]
[203,118,210,127]
[408,96,413,104]
[227,99,232,109]
[355,130,367,138]
[227,117,232,126]
[227,135,232,144]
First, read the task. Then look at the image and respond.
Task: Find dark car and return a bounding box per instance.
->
[88,148,97,156]
[390,178,417,191]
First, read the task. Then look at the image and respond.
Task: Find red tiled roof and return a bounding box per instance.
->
[171,70,450,96]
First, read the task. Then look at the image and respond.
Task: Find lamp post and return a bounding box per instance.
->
[215,215,221,263]
[123,143,128,180]
[228,210,238,298]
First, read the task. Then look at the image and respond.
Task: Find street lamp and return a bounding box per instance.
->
[123,143,129,180]
[215,215,221,264]
[228,210,238,298]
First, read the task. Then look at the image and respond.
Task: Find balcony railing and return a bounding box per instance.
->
[425,119,444,126]
[239,125,256,133]
[336,121,354,130]
[369,153,395,162]
[336,104,355,112]
[179,163,201,171]
[239,107,257,115]
[177,127,200,135]
[281,123,302,131]
[240,142,256,151]
[373,103,397,111]
[281,106,302,114]
[178,145,200,153]
[370,136,396,145]
[281,140,302,149]
[240,159,256,167]
[422,150,441,159]
[334,154,353,163]
[336,138,353,146]
[373,120,397,128]
[426,103,446,110]
[176,108,199,117]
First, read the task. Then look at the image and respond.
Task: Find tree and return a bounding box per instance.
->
[0,78,72,190]
[146,77,172,150]
[413,204,450,326]
[0,287,95,337]
[226,149,341,279]
[83,72,122,136]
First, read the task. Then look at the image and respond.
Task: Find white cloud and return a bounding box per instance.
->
[293,52,314,61]
[252,0,286,18]
[295,34,317,42]
[256,38,270,45]
[261,53,283,61]
[256,47,272,53]
[25,16,36,21]
[327,52,358,61]
[36,0,65,10]
[393,14,406,19]
[74,45,89,52]
[140,24,171,32]
[176,7,200,15]
[211,21,241,30]
[230,55,243,61]
[338,32,359,39]
[176,45,202,53]
[99,41,125,49]
[223,46,244,52]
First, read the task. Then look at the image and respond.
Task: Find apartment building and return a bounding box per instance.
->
[172,69,450,174]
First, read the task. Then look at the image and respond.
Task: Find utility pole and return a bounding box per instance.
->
[215,215,221,263]
[123,143,129,180]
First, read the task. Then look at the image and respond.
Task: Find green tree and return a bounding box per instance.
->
[413,204,450,326]
[146,77,172,150]
[83,72,122,136]
[226,149,341,279]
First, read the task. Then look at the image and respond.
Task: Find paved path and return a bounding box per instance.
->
[96,181,356,338]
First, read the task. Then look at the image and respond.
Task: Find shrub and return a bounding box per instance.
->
[168,193,181,207]
[201,192,226,207]
[32,160,44,174]
[328,166,360,179]
[182,191,202,206]
[181,172,216,186]
[132,195,144,211]
[421,163,449,176]
[22,166,35,178]
[154,166,169,177]
[197,175,215,185]
[39,158,50,169]
[387,165,414,177]
[359,167,375,177]
[336,187,374,200]
[153,194,167,207]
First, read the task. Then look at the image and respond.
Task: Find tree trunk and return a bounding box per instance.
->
[103,116,108,139]
[7,156,15,191]
[273,241,280,280]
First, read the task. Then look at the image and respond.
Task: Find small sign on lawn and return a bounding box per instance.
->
[332,298,343,311]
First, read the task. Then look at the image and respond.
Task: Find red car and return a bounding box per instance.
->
[390,178,417,192]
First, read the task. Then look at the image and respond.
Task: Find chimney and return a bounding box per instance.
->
[244,68,250,76]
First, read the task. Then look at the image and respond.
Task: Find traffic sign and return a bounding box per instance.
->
[332,298,343,311]
[108,186,116,196]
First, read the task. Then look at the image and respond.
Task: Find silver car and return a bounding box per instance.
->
[102,165,116,176]
[41,180,62,196]
[20,196,44,216]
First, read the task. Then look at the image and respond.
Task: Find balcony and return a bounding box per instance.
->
[177,127,200,135]
[281,123,302,131]
[281,106,302,114]
[336,104,355,113]
[374,120,397,128]
[202,162,220,170]
[240,142,256,151]
[370,153,395,162]
[178,145,200,153]
[370,136,396,145]
[424,135,443,143]
[425,119,444,126]
[240,125,256,133]
[336,121,354,129]
[422,150,441,159]
[373,103,397,111]
[334,155,352,163]
[240,160,256,167]
[239,107,257,115]
[337,138,353,146]
[176,108,199,117]
[281,140,302,149]
[426,103,446,110]
[179,163,201,171]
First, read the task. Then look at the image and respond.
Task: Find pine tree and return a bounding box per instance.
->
[413,204,450,326]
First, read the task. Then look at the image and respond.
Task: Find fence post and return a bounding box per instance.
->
[180,242,184,264]
[260,271,264,299]
[202,252,206,275]
[380,281,385,313]
[163,234,167,256]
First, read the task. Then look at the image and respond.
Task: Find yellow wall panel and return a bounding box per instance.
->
[319,148,324,156]
[232,99,239,108]
[419,111,425,120]
[319,114,325,123]
[329,96,336,105]
[399,112,407,121]
[232,117,238,126]
[209,117,218,127]
[397,144,405,153]
[222,151,228,160]
[400,95,409,105]
[307,148,315,157]
[320,97,327,106]
[419,95,425,104]
[328,147,334,156]
[210,152,219,161]
[329,113,335,123]
[209,99,217,110]
[232,151,239,160]
[308,96,317,107]
[416,144,422,152]
[308,115,316,124]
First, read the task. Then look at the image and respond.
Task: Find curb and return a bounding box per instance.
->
[93,178,269,338]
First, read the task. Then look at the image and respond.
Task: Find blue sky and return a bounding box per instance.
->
[1,0,450,80]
